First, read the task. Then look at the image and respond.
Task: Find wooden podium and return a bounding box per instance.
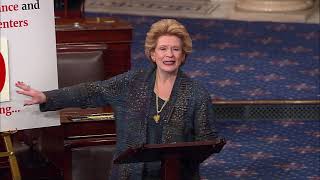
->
[114,138,226,180]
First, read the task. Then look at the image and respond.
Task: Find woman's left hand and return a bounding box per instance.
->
[15,81,47,106]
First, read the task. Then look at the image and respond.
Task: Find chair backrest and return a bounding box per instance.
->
[56,43,107,88]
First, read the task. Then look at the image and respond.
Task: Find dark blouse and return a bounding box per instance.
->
[143,92,166,179]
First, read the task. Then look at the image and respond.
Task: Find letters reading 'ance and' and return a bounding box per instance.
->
[0,1,41,28]
[0,0,40,12]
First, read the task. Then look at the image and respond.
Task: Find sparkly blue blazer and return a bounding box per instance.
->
[40,66,218,180]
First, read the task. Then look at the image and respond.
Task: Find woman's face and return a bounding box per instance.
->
[151,35,185,74]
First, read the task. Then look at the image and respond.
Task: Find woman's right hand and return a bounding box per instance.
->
[15,81,47,106]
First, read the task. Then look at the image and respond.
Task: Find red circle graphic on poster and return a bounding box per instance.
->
[0,52,6,92]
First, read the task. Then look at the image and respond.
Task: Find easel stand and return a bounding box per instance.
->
[0,131,21,180]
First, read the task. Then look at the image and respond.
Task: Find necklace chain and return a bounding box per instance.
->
[153,94,169,123]
[156,94,168,114]
[153,72,170,123]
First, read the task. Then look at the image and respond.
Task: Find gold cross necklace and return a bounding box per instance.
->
[153,74,169,123]
[153,94,169,123]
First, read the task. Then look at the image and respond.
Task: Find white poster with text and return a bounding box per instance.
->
[0,0,60,132]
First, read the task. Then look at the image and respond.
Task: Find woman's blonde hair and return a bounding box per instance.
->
[145,19,192,63]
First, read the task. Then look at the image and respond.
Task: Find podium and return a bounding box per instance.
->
[114,138,226,180]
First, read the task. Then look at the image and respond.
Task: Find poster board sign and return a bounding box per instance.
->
[0,0,60,132]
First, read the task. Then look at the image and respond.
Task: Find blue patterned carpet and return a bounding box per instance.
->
[85,13,320,179]
[200,119,320,179]
[87,13,320,101]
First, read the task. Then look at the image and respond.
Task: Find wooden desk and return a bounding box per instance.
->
[17,17,133,180]
[55,17,133,79]
[36,107,116,180]
[43,17,132,180]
